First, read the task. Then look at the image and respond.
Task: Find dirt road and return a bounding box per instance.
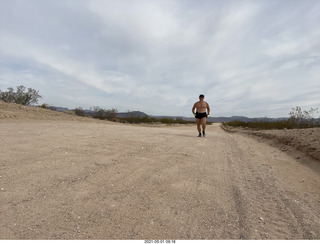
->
[1,121,319,239]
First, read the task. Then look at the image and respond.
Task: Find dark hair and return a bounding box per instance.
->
[199,94,204,98]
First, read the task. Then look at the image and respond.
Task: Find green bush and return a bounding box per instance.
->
[0,85,42,105]
[40,103,49,109]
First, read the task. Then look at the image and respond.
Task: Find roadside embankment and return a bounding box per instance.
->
[221,124,320,161]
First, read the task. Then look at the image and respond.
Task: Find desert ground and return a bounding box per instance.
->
[1,102,320,239]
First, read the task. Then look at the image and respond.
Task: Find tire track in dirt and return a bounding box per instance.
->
[222,131,320,239]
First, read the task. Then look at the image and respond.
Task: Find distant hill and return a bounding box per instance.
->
[117,111,149,118]
[48,106,69,112]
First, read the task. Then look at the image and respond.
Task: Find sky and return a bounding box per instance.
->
[0,0,319,117]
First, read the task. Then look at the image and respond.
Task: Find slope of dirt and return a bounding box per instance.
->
[1,103,320,240]
[0,101,90,121]
[221,125,320,161]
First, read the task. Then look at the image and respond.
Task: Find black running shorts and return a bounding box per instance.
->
[195,112,207,119]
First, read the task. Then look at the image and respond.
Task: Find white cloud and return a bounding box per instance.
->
[1,33,135,93]
[1,0,320,117]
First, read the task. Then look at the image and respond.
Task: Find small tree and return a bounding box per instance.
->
[0,85,42,105]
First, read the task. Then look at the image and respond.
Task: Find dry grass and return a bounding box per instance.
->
[223,119,320,130]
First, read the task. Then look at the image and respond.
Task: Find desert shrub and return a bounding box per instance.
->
[91,106,105,119]
[175,117,185,124]
[90,106,119,120]
[174,117,200,124]
[105,108,118,120]
[288,106,319,128]
[75,107,85,116]
[40,103,49,109]
[0,85,42,105]
[120,116,156,124]
[160,118,175,124]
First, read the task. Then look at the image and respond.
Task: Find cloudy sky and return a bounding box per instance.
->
[1,0,319,117]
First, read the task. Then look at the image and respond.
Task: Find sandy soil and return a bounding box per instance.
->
[1,102,320,240]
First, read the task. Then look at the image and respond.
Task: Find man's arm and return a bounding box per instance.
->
[207,102,210,115]
[192,103,197,114]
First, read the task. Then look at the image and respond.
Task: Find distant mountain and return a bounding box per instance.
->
[117,111,149,118]
[48,106,69,112]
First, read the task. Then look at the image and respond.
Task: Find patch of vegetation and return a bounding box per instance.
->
[117,116,211,125]
[223,106,319,130]
[118,116,158,124]
[223,120,294,130]
[90,106,118,120]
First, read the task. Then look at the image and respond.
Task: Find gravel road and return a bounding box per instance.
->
[1,120,319,239]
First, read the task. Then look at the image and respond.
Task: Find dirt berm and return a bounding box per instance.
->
[221,124,320,161]
[1,102,320,239]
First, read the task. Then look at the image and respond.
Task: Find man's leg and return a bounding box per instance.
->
[201,117,207,136]
[196,118,201,136]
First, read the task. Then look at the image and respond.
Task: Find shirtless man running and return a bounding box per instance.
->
[192,94,210,137]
